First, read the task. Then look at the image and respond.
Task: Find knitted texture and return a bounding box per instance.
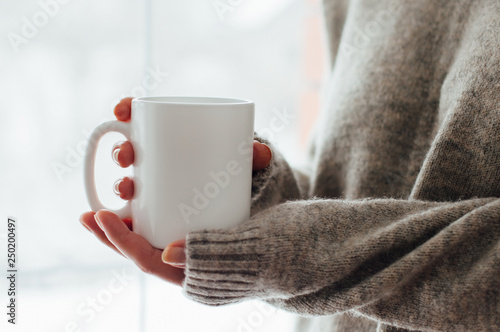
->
[183,0,500,331]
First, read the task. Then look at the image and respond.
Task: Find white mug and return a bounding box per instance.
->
[84,96,254,249]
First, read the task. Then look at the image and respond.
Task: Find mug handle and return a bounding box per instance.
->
[84,121,132,219]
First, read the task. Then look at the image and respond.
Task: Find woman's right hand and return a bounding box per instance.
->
[112,97,273,201]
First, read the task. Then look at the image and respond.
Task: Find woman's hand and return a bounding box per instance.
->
[112,97,272,174]
[80,210,186,285]
[79,97,272,285]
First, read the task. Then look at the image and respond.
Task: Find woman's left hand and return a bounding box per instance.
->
[79,210,186,285]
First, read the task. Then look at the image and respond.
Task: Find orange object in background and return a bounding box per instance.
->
[299,0,327,150]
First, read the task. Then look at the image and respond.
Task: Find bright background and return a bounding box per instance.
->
[0,0,328,331]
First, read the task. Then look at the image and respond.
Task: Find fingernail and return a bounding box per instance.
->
[82,223,92,232]
[111,142,124,165]
[113,178,123,196]
[94,214,103,229]
[260,143,272,157]
[253,143,272,170]
[255,142,270,156]
[162,246,186,266]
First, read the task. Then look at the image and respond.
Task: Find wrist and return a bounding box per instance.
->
[182,220,268,305]
[182,201,303,305]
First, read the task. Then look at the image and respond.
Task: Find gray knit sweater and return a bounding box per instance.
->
[182,0,500,331]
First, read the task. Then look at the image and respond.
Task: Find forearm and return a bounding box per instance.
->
[183,197,500,330]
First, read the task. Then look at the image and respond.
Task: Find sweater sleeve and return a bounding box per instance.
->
[182,197,500,331]
[250,134,304,215]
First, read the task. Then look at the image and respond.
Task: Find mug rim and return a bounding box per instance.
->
[133,96,253,106]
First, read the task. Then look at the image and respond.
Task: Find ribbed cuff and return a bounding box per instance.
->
[182,222,268,306]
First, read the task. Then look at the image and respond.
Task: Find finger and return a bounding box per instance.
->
[168,238,186,247]
[122,217,133,231]
[114,97,133,122]
[94,210,185,285]
[162,239,187,267]
[112,141,135,167]
[79,211,126,258]
[252,141,272,172]
[113,177,134,200]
